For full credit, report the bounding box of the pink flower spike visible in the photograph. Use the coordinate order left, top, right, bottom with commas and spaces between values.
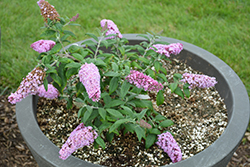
30, 40, 56, 53
100, 19, 122, 39
59, 123, 98, 160
149, 43, 183, 57
8, 67, 45, 104
125, 70, 163, 92
181, 73, 218, 89
156, 132, 182, 163
78, 63, 101, 102
37, 84, 59, 99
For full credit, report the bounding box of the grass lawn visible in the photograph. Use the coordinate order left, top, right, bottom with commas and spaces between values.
1, 0, 250, 98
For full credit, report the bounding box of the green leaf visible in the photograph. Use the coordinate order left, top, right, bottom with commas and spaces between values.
149, 128, 161, 135
109, 119, 129, 133
183, 88, 190, 98
155, 115, 166, 121
67, 45, 80, 53
99, 121, 112, 132
131, 61, 142, 69
135, 126, 145, 142
106, 109, 124, 119
94, 58, 106, 67
59, 57, 74, 64
66, 97, 73, 109
156, 90, 164, 106
111, 62, 119, 71
72, 53, 84, 61
88, 109, 99, 121
124, 123, 136, 133
101, 92, 111, 104
66, 68, 78, 79
95, 136, 106, 149
156, 73, 168, 83
159, 119, 174, 127
109, 77, 119, 94
43, 78, 48, 91
159, 66, 167, 75
40, 29, 56, 37
65, 62, 81, 69
79, 50, 89, 59
118, 47, 125, 56
146, 69, 155, 78
48, 43, 62, 54
77, 107, 85, 118
120, 105, 135, 118
82, 106, 93, 124
174, 87, 184, 99
145, 134, 157, 149
137, 109, 148, 120
76, 82, 85, 96
60, 34, 71, 42
173, 73, 182, 80
81, 40, 97, 46
104, 71, 121, 77
120, 81, 131, 99
55, 22, 63, 32
131, 99, 153, 110
105, 99, 124, 108
106, 132, 114, 143
136, 34, 150, 41
154, 61, 161, 73
98, 108, 106, 120
63, 30, 76, 38
50, 73, 62, 87
86, 33, 99, 42
169, 82, 178, 92
138, 57, 150, 64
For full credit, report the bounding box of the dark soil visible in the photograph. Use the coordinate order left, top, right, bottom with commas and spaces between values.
0, 94, 249, 167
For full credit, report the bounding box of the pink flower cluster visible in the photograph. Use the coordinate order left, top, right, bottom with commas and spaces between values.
8, 67, 45, 104
156, 132, 182, 163
59, 123, 98, 160
30, 40, 56, 53
125, 70, 163, 92
100, 19, 122, 39
137, 119, 152, 129
150, 43, 183, 57
37, 84, 59, 99
181, 73, 217, 89
70, 13, 79, 22
78, 63, 101, 102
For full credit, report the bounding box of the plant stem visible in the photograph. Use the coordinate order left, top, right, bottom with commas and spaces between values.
94, 36, 104, 59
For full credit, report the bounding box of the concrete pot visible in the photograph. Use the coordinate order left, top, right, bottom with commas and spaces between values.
16, 34, 250, 167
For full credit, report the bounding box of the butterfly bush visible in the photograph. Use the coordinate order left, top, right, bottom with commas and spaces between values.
150, 43, 183, 57
100, 19, 123, 39
30, 40, 56, 53
59, 123, 98, 160
156, 132, 182, 163
125, 70, 164, 92
78, 63, 101, 102
181, 73, 218, 89
9, 1, 220, 164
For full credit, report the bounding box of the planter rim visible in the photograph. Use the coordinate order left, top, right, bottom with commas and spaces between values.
16, 34, 250, 167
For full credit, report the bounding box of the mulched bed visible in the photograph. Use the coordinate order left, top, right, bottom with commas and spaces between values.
0, 94, 249, 167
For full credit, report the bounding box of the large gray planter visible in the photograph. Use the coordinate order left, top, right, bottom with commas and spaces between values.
16, 34, 250, 167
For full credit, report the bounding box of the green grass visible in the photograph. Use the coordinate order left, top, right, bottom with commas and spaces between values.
1, 0, 250, 99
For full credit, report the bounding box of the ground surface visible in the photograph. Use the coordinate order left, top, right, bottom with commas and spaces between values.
0, 95, 249, 167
